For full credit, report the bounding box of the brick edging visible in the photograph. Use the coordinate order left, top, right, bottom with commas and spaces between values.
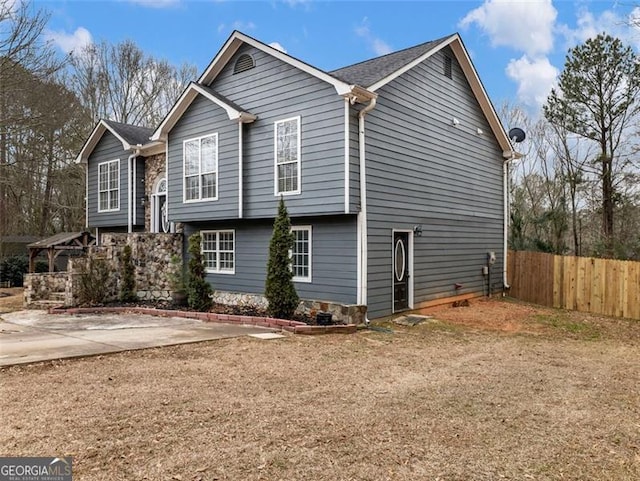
47, 306, 357, 335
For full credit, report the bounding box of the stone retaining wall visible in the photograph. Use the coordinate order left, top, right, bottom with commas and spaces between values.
24, 272, 71, 305
212, 290, 367, 324
24, 233, 183, 307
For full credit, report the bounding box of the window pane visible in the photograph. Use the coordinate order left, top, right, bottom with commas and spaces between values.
185, 140, 199, 176
278, 162, 298, 193
203, 251, 217, 270
202, 232, 217, 271
185, 175, 199, 200
201, 136, 217, 173
109, 191, 118, 210
201, 173, 216, 199
99, 192, 108, 210
292, 228, 310, 279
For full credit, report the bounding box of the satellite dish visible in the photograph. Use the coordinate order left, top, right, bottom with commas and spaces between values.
508, 127, 526, 143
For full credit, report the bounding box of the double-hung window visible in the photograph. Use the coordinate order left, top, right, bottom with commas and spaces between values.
184, 133, 218, 201
98, 159, 120, 212
201, 230, 235, 274
274, 117, 301, 195
291, 226, 311, 282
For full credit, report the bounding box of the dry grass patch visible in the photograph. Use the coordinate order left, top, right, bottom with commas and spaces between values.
1, 298, 639, 480
0, 287, 23, 314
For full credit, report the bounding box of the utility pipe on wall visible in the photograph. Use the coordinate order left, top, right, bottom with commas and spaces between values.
502, 154, 513, 290
357, 97, 376, 308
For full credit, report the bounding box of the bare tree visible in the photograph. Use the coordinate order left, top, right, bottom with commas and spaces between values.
0, 0, 63, 238
69, 39, 196, 127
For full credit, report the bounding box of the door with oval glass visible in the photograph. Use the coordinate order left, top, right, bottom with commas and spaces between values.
393, 231, 410, 312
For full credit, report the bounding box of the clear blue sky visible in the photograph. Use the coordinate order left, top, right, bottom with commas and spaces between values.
35, 0, 640, 115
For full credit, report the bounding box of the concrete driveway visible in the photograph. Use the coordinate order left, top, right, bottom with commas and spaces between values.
0, 310, 278, 366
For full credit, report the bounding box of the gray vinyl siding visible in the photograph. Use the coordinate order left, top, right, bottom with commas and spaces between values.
365, 46, 505, 319
167, 95, 239, 222
207, 44, 346, 218
183, 216, 357, 305
349, 113, 361, 213
87, 132, 129, 228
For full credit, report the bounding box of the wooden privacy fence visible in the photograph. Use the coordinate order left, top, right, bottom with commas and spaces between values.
508, 250, 640, 320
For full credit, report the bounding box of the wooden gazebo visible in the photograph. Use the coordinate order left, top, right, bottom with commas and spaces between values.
27, 231, 96, 273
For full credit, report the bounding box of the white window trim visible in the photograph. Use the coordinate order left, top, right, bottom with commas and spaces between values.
183, 133, 219, 203
274, 116, 301, 196
291, 225, 312, 283
201, 229, 235, 275
97, 159, 120, 213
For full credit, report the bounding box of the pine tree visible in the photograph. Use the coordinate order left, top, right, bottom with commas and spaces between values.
265, 197, 299, 319
187, 233, 212, 311
119, 244, 137, 302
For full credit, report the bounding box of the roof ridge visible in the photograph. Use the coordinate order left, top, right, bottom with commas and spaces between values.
330, 34, 454, 74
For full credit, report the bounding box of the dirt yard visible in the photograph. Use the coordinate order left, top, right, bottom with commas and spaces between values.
1, 294, 639, 480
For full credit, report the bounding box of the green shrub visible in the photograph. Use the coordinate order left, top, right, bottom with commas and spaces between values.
265, 197, 299, 319
77, 257, 110, 305
119, 244, 137, 302
187, 233, 212, 311
0, 255, 29, 287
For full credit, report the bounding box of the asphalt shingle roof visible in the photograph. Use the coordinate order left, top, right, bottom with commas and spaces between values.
196, 84, 247, 113
103, 120, 153, 146
329, 35, 453, 88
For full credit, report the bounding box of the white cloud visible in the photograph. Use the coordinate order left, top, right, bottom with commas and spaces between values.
459, 0, 557, 57
558, 7, 640, 51
46, 27, 93, 55
269, 42, 287, 53
218, 20, 256, 34
127, 0, 179, 7
355, 17, 392, 56
506, 55, 558, 109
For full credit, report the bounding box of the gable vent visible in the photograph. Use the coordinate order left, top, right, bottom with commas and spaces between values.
234, 54, 255, 74
444, 55, 452, 79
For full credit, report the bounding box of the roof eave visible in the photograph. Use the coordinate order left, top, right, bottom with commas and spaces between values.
75, 120, 133, 164
151, 82, 257, 141
447, 36, 512, 153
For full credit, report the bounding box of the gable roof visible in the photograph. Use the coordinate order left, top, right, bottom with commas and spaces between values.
197, 30, 512, 156
332, 33, 512, 155
103, 120, 153, 146
150, 82, 257, 141
75, 119, 160, 163
197, 30, 375, 101
330, 35, 452, 87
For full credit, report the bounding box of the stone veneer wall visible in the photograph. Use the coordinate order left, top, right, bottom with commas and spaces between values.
99, 233, 183, 301
212, 290, 366, 324
24, 272, 70, 305
24, 233, 183, 307
144, 153, 166, 232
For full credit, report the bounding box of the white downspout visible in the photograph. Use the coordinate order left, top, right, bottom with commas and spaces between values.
127, 154, 133, 233
238, 122, 243, 219
357, 97, 377, 315
503, 154, 513, 290
344, 98, 350, 214
127, 150, 140, 233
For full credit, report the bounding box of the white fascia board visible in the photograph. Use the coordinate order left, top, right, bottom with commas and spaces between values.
198, 31, 358, 97
448, 36, 513, 154
151, 82, 256, 141
191, 84, 256, 122
75, 120, 132, 163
